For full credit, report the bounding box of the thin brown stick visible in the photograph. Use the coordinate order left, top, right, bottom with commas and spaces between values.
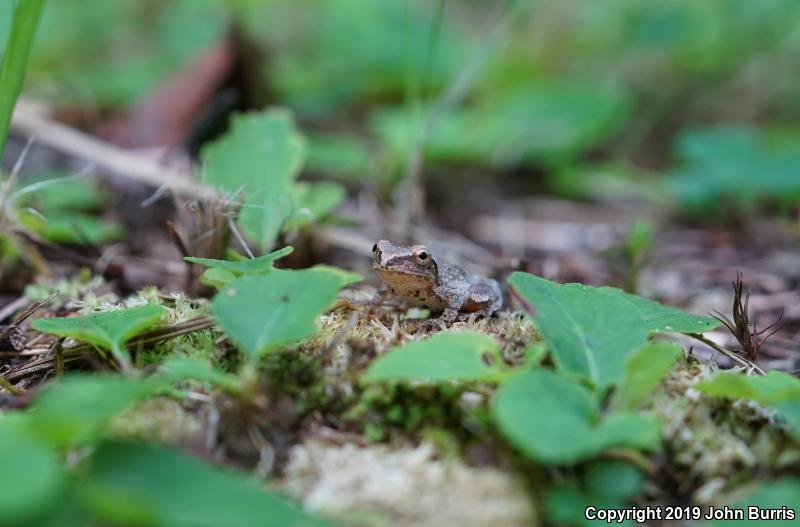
4, 316, 216, 381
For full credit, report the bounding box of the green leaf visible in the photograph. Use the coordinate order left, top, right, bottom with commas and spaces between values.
308, 264, 363, 288
15, 172, 107, 211
212, 269, 345, 359
0, 0, 45, 157
584, 460, 645, 501
79, 441, 331, 527
544, 461, 644, 527
306, 132, 372, 178
201, 110, 306, 251
285, 181, 346, 231
185, 246, 293, 275
696, 371, 800, 439
492, 370, 661, 464
709, 479, 800, 526
20, 210, 124, 245
695, 370, 800, 403
0, 414, 66, 525
32, 304, 168, 371
669, 125, 800, 212
30, 375, 158, 447
363, 331, 502, 383
508, 272, 718, 387
159, 357, 241, 393
199, 268, 237, 289
610, 341, 683, 411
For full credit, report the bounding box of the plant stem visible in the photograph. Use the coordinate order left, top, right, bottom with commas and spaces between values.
687, 333, 765, 375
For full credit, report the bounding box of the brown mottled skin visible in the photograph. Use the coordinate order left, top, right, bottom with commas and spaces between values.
372, 240, 503, 327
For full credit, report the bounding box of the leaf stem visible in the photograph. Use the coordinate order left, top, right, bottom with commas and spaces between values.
687, 333, 765, 375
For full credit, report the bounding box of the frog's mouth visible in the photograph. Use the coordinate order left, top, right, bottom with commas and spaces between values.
375, 268, 431, 279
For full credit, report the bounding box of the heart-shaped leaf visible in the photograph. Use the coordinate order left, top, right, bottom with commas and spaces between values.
492, 369, 661, 464
363, 331, 502, 383
185, 246, 293, 275
32, 304, 168, 372
212, 268, 346, 359
508, 272, 718, 387
201, 110, 306, 251
79, 441, 332, 527
30, 375, 160, 448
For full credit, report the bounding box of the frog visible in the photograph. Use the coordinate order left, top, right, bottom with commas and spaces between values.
371, 239, 503, 328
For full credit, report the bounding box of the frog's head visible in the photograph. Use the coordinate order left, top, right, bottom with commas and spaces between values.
372, 239, 438, 283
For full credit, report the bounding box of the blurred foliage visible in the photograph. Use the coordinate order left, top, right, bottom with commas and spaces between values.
4, 0, 800, 209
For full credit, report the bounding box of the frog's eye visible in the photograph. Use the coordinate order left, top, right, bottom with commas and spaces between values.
413, 247, 431, 265
372, 243, 378, 253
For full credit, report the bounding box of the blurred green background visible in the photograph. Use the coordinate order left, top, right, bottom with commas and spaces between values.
3, 0, 800, 217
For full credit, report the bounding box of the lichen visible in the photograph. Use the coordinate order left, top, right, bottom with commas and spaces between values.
282, 440, 536, 527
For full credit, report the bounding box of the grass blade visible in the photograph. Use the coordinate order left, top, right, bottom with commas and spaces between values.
0, 0, 45, 159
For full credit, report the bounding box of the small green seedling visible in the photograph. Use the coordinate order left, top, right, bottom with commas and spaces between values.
186, 246, 294, 288
491, 369, 661, 465
211, 268, 348, 361
508, 272, 719, 388
363, 331, 504, 383
32, 303, 168, 375
201, 110, 306, 251
185, 246, 294, 275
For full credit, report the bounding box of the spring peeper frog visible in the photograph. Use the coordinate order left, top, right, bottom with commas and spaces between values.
372, 240, 502, 327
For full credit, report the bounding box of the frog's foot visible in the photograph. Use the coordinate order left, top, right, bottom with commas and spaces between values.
457, 308, 495, 323
412, 307, 459, 333
415, 318, 444, 333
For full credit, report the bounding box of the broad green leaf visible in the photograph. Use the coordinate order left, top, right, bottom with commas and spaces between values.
0, 414, 66, 525
709, 479, 800, 526
611, 341, 683, 411
159, 357, 241, 393
508, 272, 718, 387
32, 304, 168, 369
363, 331, 502, 383
30, 375, 159, 447
696, 371, 800, 439
212, 269, 344, 359
492, 370, 661, 464
185, 246, 293, 275
201, 110, 306, 251
79, 441, 331, 527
